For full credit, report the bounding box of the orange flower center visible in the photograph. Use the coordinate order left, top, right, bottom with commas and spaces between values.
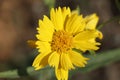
51, 30, 73, 53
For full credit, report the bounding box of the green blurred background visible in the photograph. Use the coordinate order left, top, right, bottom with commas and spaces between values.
0, 0, 120, 80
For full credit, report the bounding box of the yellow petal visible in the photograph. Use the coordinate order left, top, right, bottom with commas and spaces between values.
69, 51, 89, 67
88, 30, 103, 44
60, 53, 74, 70
73, 30, 98, 41
36, 41, 51, 53
48, 52, 60, 68
97, 30, 103, 39
62, 7, 71, 22
50, 7, 64, 30
89, 38, 101, 45
55, 67, 68, 80
71, 10, 79, 15
84, 13, 99, 29
32, 52, 51, 70
73, 30, 101, 51
65, 14, 85, 35
37, 15, 54, 41
73, 41, 99, 52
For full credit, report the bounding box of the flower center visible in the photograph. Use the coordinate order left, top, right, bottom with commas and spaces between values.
51, 30, 73, 53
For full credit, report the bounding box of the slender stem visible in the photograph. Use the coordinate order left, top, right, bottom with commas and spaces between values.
97, 16, 120, 30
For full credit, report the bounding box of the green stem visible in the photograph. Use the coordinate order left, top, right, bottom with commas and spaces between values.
0, 66, 51, 78
97, 16, 120, 30
0, 69, 19, 78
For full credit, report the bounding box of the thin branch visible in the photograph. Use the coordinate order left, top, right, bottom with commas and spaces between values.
97, 16, 120, 30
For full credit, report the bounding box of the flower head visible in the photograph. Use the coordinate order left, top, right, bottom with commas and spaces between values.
32, 7, 102, 80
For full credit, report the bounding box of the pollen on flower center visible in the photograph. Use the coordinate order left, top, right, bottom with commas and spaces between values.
51, 30, 73, 53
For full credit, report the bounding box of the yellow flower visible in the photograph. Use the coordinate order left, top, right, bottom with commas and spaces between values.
32, 7, 102, 80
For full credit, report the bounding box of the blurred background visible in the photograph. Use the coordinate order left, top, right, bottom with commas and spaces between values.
0, 0, 120, 80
